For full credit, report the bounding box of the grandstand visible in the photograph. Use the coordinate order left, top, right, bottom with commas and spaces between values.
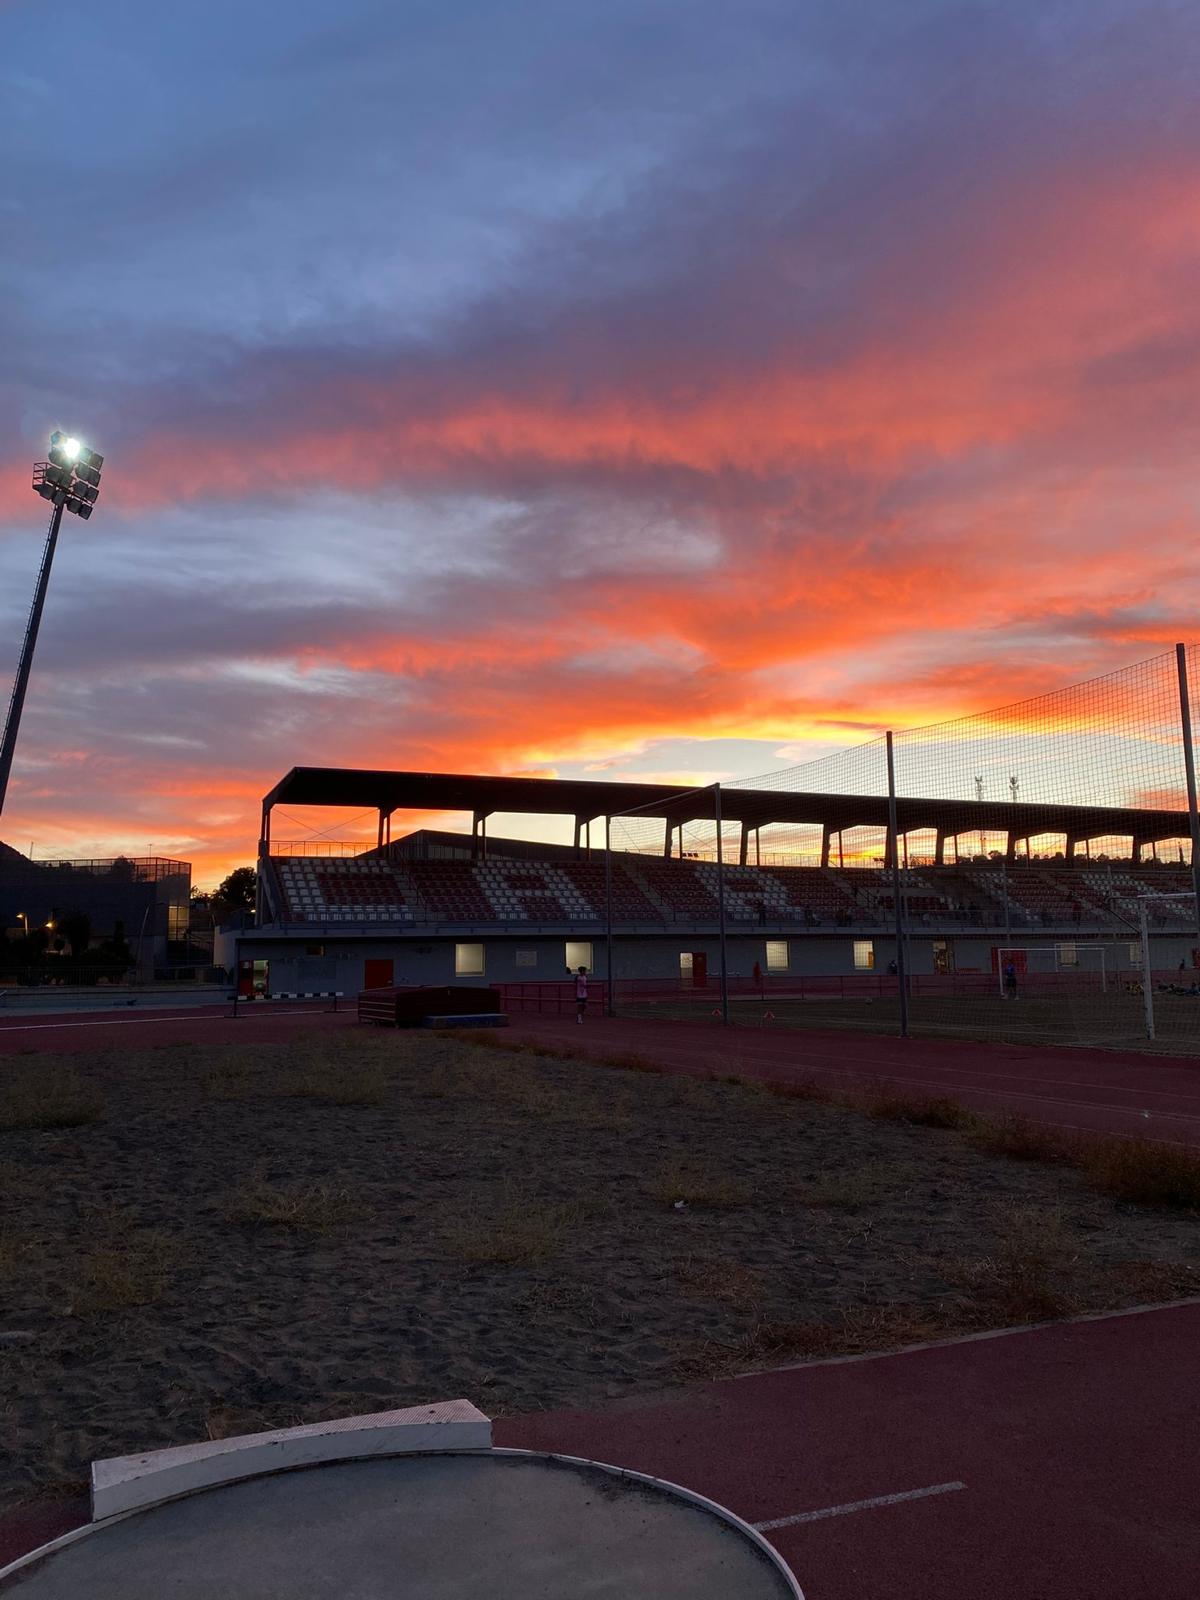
235, 766, 1200, 999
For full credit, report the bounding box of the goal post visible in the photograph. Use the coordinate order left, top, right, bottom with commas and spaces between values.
996, 944, 1112, 996
1136, 890, 1198, 1041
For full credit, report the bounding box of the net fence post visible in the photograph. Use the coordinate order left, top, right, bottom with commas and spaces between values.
713, 782, 730, 1025
885, 732, 909, 1038
1174, 643, 1200, 938
1139, 899, 1155, 1040
604, 815, 615, 1016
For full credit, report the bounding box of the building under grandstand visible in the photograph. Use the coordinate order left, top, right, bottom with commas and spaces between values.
236, 767, 1200, 998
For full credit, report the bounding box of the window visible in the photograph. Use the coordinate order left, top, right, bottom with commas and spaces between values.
1057, 943, 1078, 968
455, 942, 484, 976
853, 940, 875, 971
1129, 942, 1142, 967
167, 904, 188, 941
515, 949, 537, 969
565, 940, 593, 971
765, 940, 789, 972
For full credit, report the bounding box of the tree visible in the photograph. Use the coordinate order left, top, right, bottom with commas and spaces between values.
57, 909, 92, 959
213, 867, 256, 920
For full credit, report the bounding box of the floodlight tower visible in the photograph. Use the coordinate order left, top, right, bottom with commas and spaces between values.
0, 432, 105, 817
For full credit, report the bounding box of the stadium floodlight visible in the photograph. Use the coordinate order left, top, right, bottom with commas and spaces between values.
0, 432, 107, 817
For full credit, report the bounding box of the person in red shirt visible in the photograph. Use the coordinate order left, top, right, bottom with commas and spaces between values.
573, 965, 589, 1023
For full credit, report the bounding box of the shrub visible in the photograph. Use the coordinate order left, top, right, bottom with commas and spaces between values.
1081, 1139, 1200, 1208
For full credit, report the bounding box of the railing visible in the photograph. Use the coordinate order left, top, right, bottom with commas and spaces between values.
271, 841, 377, 858
3, 856, 189, 882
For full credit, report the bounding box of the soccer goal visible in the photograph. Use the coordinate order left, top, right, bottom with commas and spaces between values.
1136, 890, 1199, 1040
995, 944, 1117, 996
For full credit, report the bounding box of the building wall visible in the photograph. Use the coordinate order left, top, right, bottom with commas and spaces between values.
235, 927, 1198, 994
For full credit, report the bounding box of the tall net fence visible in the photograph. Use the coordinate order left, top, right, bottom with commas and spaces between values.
603, 646, 1200, 1052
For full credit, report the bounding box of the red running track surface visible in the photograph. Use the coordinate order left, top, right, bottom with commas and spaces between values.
497, 1302, 1200, 1600
506, 1013, 1200, 1146
0, 1004, 359, 1054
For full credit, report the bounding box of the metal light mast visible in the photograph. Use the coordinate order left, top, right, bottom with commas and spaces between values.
0, 432, 105, 817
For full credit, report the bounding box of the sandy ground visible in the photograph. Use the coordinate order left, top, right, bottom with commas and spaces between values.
1, 1026, 1197, 1502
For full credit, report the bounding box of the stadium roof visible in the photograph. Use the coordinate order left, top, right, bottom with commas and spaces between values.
262, 766, 1192, 845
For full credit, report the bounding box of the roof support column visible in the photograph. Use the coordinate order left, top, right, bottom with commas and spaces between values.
820, 822, 831, 869
935, 827, 946, 866
1005, 828, 1016, 862
472, 811, 489, 862
663, 818, 673, 857
739, 821, 749, 867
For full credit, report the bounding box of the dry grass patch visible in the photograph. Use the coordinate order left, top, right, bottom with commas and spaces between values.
676, 1256, 766, 1310
1103, 1259, 1200, 1299
70, 1232, 175, 1314
965, 1113, 1073, 1164
764, 1077, 832, 1104
224, 1174, 367, 1231
1081, 1138, 1200, 1208
938, 1204, 1082, 1324
686, 1303, 956, 1378
440, 1182, 607, 1265
859, 1089, 970, 1129
798, 1168, 878, 1211
0, 1230, 34, 1276
0, 1066, 102, 1132
206, 1057, 389, 1106
289, 1061, 389, 1105
650, 1160, 750, 1210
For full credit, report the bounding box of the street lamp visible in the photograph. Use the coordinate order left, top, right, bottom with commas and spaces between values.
16, 912, 28, 934
0, 431, 106, 817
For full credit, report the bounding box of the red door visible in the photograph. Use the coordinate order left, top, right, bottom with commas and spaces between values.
691, 952, 708, 988
364, 958, 394, 990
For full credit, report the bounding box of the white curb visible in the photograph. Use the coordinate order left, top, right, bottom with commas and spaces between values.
90, 1399, 491, 1520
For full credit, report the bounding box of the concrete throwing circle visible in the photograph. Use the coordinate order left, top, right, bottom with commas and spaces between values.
1, 1452, 801, 1598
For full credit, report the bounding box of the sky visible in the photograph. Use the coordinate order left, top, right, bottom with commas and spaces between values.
2, 0, 1199, 887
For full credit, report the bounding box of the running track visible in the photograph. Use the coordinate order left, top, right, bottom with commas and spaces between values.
507, 1012, 1200, 1147
497, 1301, 1200, 1600
3, 1002, 1200, 1146
4, 1303, 1198, 1597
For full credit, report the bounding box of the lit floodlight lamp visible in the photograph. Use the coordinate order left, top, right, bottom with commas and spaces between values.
49, 431, 81, 461
33, 433, 104, 521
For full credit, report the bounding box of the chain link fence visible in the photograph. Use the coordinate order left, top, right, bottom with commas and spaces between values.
602, 646, 1200, 1052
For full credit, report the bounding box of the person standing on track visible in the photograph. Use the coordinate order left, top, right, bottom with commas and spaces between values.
573, 965, 589, 1023
1004, 960, 1018, 999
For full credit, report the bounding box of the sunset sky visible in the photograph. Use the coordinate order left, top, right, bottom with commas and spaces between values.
2, 0, 1199, 886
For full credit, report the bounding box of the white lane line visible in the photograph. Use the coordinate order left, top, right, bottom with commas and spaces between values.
0, 1010, 341, 1035
754, 1480, 966, 1532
